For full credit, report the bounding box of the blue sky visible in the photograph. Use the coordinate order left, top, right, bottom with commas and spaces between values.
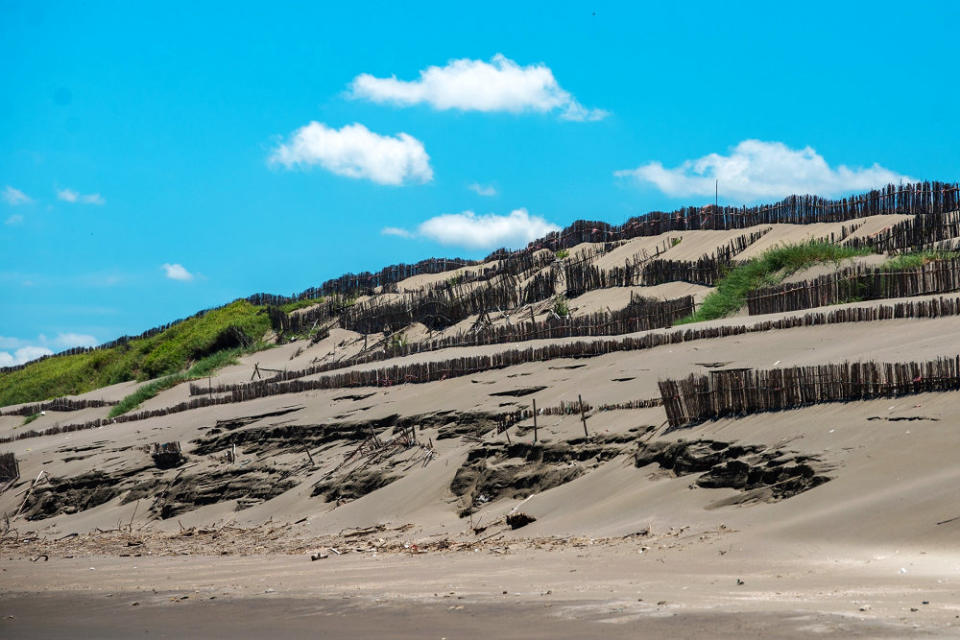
2, 0, 959, 364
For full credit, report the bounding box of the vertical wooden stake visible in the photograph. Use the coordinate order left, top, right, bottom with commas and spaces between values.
304, 446, 316, 468
579, 394, 588, 438
504, 425, 512, 444
532, 399, 538, 443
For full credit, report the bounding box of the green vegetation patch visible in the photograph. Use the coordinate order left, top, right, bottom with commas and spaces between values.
881, 250, 960, 271
276, 297, 326, 313
553, 294, 571, 317
680, 241, 871, 324
0, 300, 272, 407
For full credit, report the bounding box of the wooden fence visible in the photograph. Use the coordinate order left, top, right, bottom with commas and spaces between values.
0, 397, 118, 417
526, 181, 959, 254
659, 356, 960, 428
747, 258, 960, 315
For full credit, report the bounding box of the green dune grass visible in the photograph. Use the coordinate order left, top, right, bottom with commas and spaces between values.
0, 300, 272, 407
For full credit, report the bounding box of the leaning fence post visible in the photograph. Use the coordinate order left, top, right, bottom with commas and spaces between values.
579, 394, 588, 437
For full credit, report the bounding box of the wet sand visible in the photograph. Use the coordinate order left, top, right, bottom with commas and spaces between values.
1, 545, 955, 639
0, 592, 929, 639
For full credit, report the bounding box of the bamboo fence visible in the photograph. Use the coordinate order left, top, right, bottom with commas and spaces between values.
0, 397, 118, 417
660, 356, 960, 428
747, 258, 960, 315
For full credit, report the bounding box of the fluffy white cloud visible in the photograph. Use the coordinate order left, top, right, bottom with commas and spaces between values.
2, 186, 32, 206
162, 263, 193, 281
615, 140, 913, 202
468, 183, 497, 197
270, 122, 433, 186
349, 54, 607, 122
5, 214, 23, 225
383, 208, 560, 250
0, 346, 54, 367
57, 188, 106, 205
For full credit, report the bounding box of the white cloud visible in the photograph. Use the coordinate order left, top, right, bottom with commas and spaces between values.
615, 140, 914, 203
383, 208, 560, 250
162, 263, 193, 281
54, 332, 97, 348
349, 54, 607, 122
0, 332, 98, 365
57, 188, 105, 205
381, 226, 414, 238
5, 214, 23, 225
0, 346, 54, 367
270, 122, 433, 186
468, 183, 497, 197
2, 186, 32, 205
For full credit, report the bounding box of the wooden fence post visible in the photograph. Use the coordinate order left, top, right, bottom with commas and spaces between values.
579, 394, 588, 437
532, 398, 538, 443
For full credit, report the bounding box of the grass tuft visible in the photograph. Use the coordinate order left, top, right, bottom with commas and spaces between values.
553, 294, 570, 317
881, 251, 960, 271
276, 297, 326, 313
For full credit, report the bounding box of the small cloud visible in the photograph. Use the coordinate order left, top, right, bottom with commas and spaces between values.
0, 345, 54, 367
53, 332, 98, 348
381, 226, 414, 238
468, 183, 498, 197
383, 208, 560, 250
269, 122, 433, 186
349, 54, 607, 122
5, 214, 24, 225
615, 139, 914, 202
57, 188, 105, 205
80, 193, 105, 205
2, 186, 32, 206
162, 263, 194, 281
